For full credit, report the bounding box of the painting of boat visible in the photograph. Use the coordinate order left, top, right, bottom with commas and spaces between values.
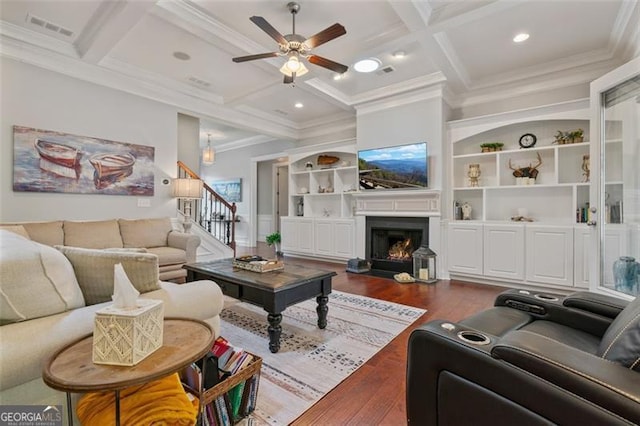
35, 138, 82, 168
89, 153, 135, 179
14, 125, 154, 196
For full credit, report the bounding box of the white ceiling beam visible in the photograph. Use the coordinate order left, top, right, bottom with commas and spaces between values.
75, 0, 157, 64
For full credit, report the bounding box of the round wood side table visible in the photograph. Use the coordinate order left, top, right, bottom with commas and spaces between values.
42, 317, 214, 426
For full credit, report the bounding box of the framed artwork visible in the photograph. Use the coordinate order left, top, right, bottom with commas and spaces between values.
13, 125, 155, 196
211, 178, 242, 202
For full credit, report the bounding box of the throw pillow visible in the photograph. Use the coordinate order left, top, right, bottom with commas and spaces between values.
0, 230, 84, 325
119, 218, 172, 248
55, 246, 160, 305
64, 220, 123, 249
0, 225, 30, 239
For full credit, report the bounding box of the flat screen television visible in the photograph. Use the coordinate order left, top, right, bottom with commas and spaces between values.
358, 142, 428, 190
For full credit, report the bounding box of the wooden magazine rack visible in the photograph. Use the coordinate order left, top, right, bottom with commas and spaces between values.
200, 353, 262, 425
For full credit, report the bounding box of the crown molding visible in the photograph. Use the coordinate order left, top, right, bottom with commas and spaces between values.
447, 98, 590, 134
298, 116, 356, 140
156, 0, 270, 58
1, 35, 299, 140
215, 134, 276, 153
102, 57, 225, 105
609, 0, 638, 56
355, 84, 445, 116
0, 21, 78, 58
471, 48, 615, 91
432, 32, 471, 89
454, 61, 617, 109
351, 72, 447, 106
286, 138, 356, 156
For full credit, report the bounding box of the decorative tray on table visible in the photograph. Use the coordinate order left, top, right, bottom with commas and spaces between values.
233, 255, 284, 273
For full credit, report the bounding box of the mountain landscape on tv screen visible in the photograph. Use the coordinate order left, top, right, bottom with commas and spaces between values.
359, 158, 428, 189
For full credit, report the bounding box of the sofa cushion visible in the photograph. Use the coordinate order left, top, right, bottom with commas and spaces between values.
22, 221, 64, 246
64, 220, 123, 249
0, 225, 30, 239
56, 246, 160, 305
147, 246, 187, 266
0, 231, 85, 325
119, 218, 172, 248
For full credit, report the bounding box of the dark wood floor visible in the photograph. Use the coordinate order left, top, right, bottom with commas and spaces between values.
236, 244, 505, 425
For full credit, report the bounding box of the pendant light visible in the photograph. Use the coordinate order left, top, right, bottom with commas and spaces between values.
203, 133, 215, 165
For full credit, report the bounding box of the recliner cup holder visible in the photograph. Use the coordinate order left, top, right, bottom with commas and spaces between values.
534, 294, 559, 302
457, 330, 491, 345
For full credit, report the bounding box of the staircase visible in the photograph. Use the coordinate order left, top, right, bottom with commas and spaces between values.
177, 161, 237, 257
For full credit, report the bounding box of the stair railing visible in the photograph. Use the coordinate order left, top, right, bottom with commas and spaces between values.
177, 161, 237, 256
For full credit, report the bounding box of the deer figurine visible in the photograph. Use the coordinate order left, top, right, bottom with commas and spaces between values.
509, 152, 542, 184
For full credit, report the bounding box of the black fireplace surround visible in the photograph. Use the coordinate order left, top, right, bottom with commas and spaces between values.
365, 217, 429, 276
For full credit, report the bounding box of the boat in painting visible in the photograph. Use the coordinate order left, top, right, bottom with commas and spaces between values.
35, 138, 82, 168
89, 153, 135, 179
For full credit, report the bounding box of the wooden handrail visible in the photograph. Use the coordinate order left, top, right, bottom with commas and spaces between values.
177, 161, 237, 256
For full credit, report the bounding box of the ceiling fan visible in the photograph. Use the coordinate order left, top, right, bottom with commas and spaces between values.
232, 2, 348, 84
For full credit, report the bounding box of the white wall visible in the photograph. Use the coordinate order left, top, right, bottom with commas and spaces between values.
177, 113, 200, 171
1, 58, 180, 222
357, 96, 444, 190
257, 160, 274, 215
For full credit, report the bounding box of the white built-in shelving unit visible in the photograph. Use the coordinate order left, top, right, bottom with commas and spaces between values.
446, 102, 625, 291
281, 147, 359, 261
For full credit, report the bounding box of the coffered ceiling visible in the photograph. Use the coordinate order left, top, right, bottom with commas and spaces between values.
1, 0, 638, 148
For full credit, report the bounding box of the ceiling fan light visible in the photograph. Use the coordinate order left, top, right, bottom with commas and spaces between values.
286, 55, 301, 72
280, 61, 309, 77
354, 58, 381, 73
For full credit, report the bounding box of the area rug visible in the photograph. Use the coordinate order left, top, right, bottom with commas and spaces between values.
218, 291, 426, 425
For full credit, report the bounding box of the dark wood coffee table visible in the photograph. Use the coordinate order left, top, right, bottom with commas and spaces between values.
184, 260, 336, 353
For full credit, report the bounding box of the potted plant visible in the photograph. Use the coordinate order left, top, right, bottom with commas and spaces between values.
266, 231, 282, 255
572, 129, 584, 143
480, 142, 504, 152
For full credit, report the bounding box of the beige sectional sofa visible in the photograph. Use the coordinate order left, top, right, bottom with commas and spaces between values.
1, 217, 199, 282
0, 228, 224, 419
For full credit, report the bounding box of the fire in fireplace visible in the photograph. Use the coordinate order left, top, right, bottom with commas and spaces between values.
388, 238, 413, 260
366, 217, 429, 276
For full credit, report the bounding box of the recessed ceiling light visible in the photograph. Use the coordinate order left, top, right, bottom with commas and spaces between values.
333, 73, 343, 81
173, 51, 191, 61
392, 50, 406, 58
513, 33, 529, 43
354, 58, 381, 73
294, 102, 304, 108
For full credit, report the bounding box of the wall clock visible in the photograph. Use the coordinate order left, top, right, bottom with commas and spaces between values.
519, 133, 537, 148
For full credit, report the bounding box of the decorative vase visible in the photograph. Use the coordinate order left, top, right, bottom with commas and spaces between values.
613, 256, 639, 295
467, 164, 481, 187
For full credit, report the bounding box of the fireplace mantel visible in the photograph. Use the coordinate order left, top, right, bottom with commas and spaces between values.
353, 190, 441, 217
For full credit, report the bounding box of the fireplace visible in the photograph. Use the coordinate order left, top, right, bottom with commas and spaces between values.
365, 217, 429, 276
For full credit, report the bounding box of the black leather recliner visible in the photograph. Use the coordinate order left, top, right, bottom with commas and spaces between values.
407, 289, 640, 425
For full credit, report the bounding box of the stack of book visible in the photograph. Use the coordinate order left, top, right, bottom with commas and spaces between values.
212, 336, 254, 376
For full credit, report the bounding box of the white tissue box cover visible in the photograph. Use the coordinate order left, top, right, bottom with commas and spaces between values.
93, 299, 164, 366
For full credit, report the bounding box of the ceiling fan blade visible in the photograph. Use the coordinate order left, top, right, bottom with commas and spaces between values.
308, 55, 348, 74
232, 52, 279, 63
284, 72, 295, 84
250, 16, 288, 45
304, 23, 346, 49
